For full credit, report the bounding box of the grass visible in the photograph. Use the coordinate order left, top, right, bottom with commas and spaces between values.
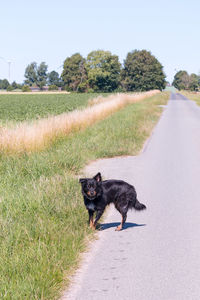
0, 91, 159, 153
180, 91, 200, 104
0, 93, 104, 123
0, 92, 169, 299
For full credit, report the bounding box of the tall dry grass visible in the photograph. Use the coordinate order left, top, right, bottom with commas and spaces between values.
88, 92, 148, 105
0, 90, 160, 153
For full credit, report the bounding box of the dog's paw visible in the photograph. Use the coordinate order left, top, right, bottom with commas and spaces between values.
96, 224, 103, 231
115, 225, 122, 231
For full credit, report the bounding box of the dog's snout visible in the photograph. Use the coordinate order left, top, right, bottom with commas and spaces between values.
87, 190, 96, 197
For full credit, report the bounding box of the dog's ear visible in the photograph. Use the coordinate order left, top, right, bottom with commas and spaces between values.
79, 178, 86, 184
93, 172, 102, 182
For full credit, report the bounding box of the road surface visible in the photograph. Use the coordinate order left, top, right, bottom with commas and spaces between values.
62, 93, 200, 300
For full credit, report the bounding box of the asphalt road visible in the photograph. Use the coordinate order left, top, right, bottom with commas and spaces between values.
62, 93, 200, 300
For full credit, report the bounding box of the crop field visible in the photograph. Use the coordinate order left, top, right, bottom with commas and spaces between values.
0, 93, 103, 123
0, 92, 169, 299
0, 91, 159, 154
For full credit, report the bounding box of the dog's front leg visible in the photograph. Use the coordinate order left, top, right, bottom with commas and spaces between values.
88, 210, 95, 229
93, 210, 104, 229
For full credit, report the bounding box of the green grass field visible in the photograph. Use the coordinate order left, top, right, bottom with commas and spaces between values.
0, 93, 104, 123
180, 91, 200, 103
0, 92, 169, 299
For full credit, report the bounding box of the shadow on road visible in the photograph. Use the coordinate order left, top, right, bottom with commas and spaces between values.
98, 222, 146, 231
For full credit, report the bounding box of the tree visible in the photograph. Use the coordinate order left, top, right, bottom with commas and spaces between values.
0, 78, 10, 89
172, 70, 190, 90
61, 53, 87, 92
11, 81, 18, 89
48, 71, 61, 87
24, 62, 37, 86
121, 50, 166, 91
24, 62, 48, 89
189, 73, 199, 91
86, 50, 121, 92
36, 62, 48, 90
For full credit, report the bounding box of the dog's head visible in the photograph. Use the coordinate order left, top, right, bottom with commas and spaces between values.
79, 172, 102, 200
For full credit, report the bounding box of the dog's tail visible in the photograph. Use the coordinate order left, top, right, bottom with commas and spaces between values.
134, 199, 146, 211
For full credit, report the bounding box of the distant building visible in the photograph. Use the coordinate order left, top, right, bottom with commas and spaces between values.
30, 86, 48, 92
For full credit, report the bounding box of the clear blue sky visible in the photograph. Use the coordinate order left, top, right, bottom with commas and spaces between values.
0, 0, 200, 84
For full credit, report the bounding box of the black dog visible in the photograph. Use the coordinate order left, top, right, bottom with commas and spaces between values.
79, 172, 146, 231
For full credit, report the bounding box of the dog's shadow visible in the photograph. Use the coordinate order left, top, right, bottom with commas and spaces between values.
98, 222, 146, 231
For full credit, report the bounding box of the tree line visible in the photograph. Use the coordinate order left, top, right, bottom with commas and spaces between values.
0, 79, 22, 91
0, 49, 167, 92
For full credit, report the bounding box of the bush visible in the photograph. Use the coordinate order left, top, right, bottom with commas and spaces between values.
48, 85, 59, 91
6, 85, 14, 92
22, 85, 31, 92
87, 88, 94, 93
63, 85, 71, 92
114, 86, 126, 93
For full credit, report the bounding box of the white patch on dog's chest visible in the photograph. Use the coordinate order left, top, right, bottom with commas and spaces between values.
87, 202, 96, 211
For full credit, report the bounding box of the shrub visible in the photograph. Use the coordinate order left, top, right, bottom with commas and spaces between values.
48, 85, 59, 91
87, 88, 94, 93
6, 85, 14, 92
22, 85, 31, 92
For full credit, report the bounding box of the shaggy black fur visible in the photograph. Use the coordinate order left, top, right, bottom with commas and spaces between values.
79, 172, 146, 231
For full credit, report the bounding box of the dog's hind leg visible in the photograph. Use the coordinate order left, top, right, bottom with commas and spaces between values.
115, 195, 128, 231
115, 213, 127, 231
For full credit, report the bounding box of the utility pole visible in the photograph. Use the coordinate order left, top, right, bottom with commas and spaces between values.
8, 60, 11, 82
